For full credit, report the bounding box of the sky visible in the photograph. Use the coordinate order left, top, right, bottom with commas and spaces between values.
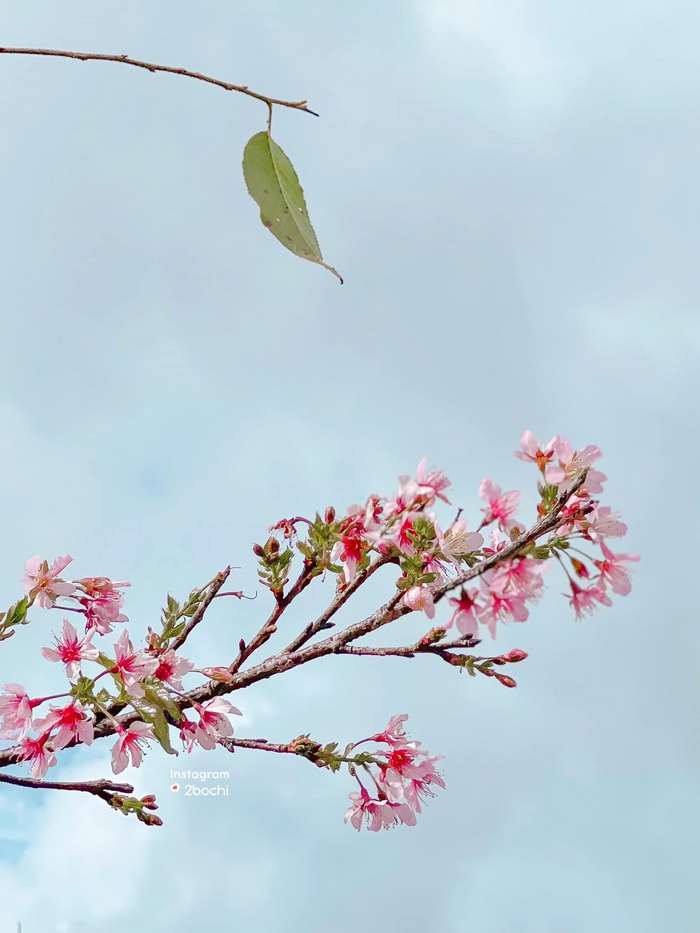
0, 1, 698, 930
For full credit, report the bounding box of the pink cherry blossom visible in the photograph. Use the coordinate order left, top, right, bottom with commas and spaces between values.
438, 519, 483, 564
111, 721, 155, 773
16, 732, 56, 779
479, 479, 520, 531
0, 683, 34, 738
185, 698, 242, 751
478, 583, 529, 638
403, 584, 436, 619
546, 438, 607, 494
77, 576, 131, 599
330, 523, 365, 583
588, 506, 628, 540
23, 555, 75, 608
487, 557, 544, 600
396, 514, 419, 554
344, 786, 415, 832
370, 713, 410, 746
567, 581, 611, 619
75, 577, 130, 633
414, 458, 451, 505
379, 748, 445, 813
35, 701, 94, 750
594, 541, 640, 596
152, 648, 194, 690
515, 431, 557, 470
113, 630, 159, 696
41, 618, 99, 680
447, 588, 481, 636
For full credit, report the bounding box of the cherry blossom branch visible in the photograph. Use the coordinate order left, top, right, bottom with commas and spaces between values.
283, 554, 392, 653
0, 468, 590, 774
428, 471, 589, 607
187, 472, 589, 698
0, 771, 132, 802
218, 735, 377, 769
0, 47, 319, 116
335, 636, 481, 659
229, 560, 316, 673
169, 566, 231, 651
0, 744, 161, 824
1, 427, 639, 838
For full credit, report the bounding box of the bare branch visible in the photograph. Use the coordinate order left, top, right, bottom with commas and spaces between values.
170, 566, 231, 651
283, 554, 392, 653
0, 771, 132, 800
229, 561, 315, 673
0, 47, 319, 116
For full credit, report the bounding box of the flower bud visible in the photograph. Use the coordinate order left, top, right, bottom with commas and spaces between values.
201, 666, 235, 684
324, 506, 336, 523
140, 794, 158, 810
503, 648, 528, 663
570, 557, 590, 578
138, 810, 163, 827
252, 543, 265, 558
265, 536, 280, 555
495, 673, 517, 688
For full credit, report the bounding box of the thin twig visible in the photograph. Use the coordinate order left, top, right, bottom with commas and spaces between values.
229, 561, 316, 673
0, 47, 319, 116
219, 736, 295, 755
334, 634, 481, 660
283, 555, 391, 653
0, 771, 133, 801
170, 567, 231, 651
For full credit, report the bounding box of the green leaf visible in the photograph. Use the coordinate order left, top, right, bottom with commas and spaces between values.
151, 708, 178, 757
242, 131, 342, 283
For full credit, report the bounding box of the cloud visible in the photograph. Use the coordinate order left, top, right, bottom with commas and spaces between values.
414, 0, 582, 111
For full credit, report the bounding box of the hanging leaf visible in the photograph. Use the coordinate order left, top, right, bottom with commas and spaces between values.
242, 131, 342, 283
150, 707, 178, 757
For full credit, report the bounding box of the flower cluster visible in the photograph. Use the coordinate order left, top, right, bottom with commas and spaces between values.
269, 432, 636, 645
0, 431, 637, 831
0, 559, 241, 780
344, 714, 444, 831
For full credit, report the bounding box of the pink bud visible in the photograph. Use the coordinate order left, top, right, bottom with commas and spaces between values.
202, 666, 235, 684
495, 673, 517, 688
503, 649, 528, 663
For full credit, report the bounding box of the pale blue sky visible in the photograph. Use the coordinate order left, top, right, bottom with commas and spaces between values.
0, 2, 698, 931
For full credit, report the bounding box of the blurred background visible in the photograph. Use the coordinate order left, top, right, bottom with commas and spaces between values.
0, 2, 697, 930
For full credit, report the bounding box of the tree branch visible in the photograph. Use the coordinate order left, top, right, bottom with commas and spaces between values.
334, 634, 481, 660
229, 561, 316, 673
0, 47, 319, 116
0, 771, 132, 801
0, 470, 587, 770
170, 566, 231, 651
283, 554, 392, 653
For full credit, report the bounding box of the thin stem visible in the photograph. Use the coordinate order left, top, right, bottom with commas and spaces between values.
229, 561, 316, 673
0, 47, 319, 116
170, 567, 231, 651
0, 771, 133, 801
283, 555, 391, 653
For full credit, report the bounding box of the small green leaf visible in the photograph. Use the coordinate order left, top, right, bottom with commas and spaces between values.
242, 131, 342, 283
151, 708, 178, 757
